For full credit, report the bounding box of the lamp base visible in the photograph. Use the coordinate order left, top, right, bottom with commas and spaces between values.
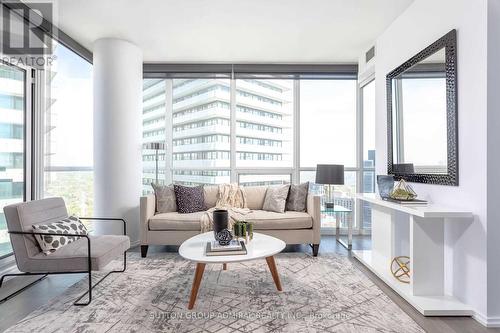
325, 202, 335, 209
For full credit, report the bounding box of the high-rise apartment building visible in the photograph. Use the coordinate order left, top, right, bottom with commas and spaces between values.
141, 78, 293, 193
0, 64, 25, 255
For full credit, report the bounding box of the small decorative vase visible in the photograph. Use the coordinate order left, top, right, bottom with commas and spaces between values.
213, 209, 228, 239
390, 179, 417, 201
377, 175, 394, 199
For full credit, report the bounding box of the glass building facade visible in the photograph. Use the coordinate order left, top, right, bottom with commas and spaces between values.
142, 78, 293, 191
0, 63, 25, 257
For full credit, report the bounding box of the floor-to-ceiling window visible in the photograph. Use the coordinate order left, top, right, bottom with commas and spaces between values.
141, 70, 363, 231
361, 79, 376, 229
172, 79, 231, 186
41, 42, 93, 216
0, 62, 26, 257
235, 79, 294, 186
298, 79, 358, 229
142, 79, 167, 193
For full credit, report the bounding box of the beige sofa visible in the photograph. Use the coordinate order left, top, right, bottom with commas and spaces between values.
140, 185, 321, 257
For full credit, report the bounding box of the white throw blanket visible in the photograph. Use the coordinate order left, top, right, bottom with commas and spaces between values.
200, 183, 251, 232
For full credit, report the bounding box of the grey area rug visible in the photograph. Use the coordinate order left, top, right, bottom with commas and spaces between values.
5, 252, 424, 333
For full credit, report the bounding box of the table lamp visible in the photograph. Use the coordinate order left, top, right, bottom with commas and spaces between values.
315, 164, 344, 209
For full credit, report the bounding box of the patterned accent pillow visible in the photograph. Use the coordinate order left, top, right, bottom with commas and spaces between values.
151, 183, 177, 213
174, 185, 206, 214
262, 185, 290, 213
286, 182, 309, 212
32, 216, 88, 254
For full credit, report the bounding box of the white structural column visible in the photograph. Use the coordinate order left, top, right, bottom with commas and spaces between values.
93, 38, 143, 243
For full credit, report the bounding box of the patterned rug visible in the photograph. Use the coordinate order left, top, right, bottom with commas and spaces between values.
5, 252, 424, 332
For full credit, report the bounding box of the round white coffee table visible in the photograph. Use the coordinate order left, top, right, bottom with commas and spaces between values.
179, 232, 286, 309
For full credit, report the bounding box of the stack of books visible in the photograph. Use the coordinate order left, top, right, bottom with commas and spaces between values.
383, 197, 428, 206
205, 240, 247, 256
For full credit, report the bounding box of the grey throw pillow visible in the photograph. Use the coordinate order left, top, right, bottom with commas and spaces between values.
286, 182, 309, 212
262, 185, 290, 213
174, 185, 206, 214
151, 183, 177, 213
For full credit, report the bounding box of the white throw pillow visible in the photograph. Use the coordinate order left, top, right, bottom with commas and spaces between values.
32, 216, 88, 254
262, 185, 290, 213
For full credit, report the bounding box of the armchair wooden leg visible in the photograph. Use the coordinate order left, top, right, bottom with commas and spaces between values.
141, 245, 149, 258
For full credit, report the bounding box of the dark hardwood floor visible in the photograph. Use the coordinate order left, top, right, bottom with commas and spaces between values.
0, 235, 498, 333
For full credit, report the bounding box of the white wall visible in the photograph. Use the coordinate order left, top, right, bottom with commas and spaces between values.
487, 0, 500, 323
360, 0, 492, 323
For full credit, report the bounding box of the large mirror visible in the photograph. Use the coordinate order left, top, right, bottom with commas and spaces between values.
387, 29, 458, 185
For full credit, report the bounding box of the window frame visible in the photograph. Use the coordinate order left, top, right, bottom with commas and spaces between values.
357, 76, 376, 232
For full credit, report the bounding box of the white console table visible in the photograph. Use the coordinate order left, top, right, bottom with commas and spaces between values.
355, 193, 474, 316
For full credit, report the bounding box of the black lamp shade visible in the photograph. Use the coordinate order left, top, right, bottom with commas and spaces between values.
315, 164, 344, 185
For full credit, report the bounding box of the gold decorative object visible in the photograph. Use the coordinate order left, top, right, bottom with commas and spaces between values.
390, 179, 417, 201
390, 256, 410, 284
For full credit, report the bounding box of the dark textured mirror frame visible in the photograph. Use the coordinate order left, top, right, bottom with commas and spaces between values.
386, 29, 458, 186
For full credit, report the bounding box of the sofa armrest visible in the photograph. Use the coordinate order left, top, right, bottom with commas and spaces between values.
140, 195, 155, 244
307, 195, 321, 244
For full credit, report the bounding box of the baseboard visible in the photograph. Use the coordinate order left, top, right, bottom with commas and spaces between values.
473, 311, 500, 327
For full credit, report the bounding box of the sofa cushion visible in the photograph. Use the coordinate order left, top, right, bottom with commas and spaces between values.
204, 185, 218, 209
151, 183, 177, 213
243, 186, 268, 210
286, 182, 309, 212
262, 185, 290, 213
29, 235, 130, 272
149, 212, 204, 231
244, 210, 312, 230
174, 185, 206, 213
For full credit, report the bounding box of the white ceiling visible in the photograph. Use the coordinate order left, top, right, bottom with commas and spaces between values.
51, 0, 413, 63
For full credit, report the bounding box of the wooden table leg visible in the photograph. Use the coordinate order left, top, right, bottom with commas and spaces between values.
188, 263, 205, 309
223, 263, 227, 270
265, 256, 282, 291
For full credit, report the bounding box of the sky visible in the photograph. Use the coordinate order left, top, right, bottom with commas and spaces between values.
300, 80, 358, 168
49, 43, 93, 167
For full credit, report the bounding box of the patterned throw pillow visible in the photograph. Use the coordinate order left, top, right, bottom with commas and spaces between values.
32, 216, 88, 254
262, 185, 290, 213
286, 182, 309, 212
151, 183, 177, 213
174, 185, 206, 214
